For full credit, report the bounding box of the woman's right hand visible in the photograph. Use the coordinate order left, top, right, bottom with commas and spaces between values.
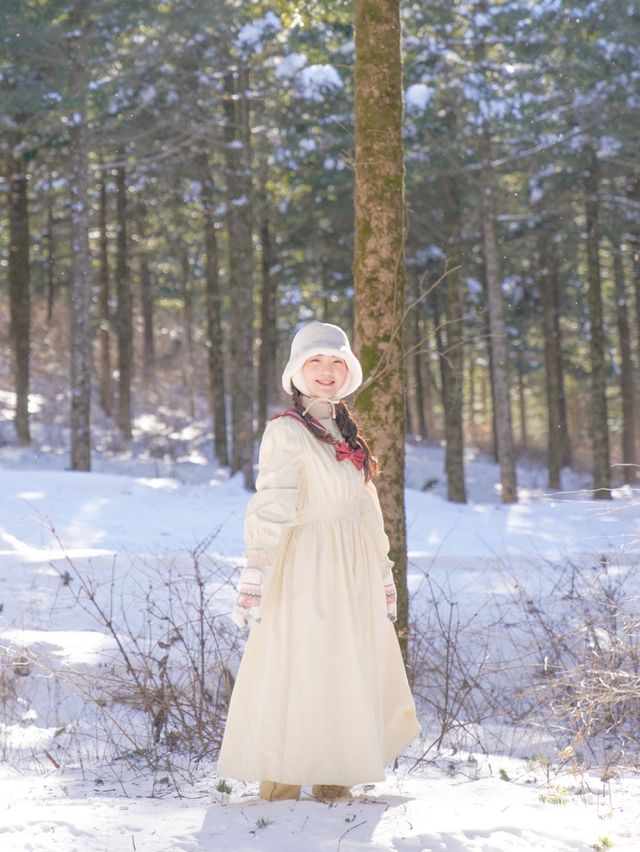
232, 598, 262, 629
231, 564, 264, 628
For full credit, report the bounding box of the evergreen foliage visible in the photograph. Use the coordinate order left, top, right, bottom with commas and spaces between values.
1, 0, 639, 492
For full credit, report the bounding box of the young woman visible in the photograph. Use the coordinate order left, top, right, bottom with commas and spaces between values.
217, 321, 420, 802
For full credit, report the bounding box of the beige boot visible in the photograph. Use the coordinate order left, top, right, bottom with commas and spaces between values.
312, 784, 351, 802
259, 780, 302, 801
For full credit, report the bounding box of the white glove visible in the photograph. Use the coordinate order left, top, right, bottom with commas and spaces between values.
382, 565, 397, 623
385, 579, 397, 622
231, 565, 264, 629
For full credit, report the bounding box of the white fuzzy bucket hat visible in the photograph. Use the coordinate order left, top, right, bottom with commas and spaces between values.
281, 321, 363, 399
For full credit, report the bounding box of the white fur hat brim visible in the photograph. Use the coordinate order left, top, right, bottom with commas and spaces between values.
281, 321, 363, 399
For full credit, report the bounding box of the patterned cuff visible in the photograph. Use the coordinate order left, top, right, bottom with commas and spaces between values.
236, 565, 263, 606
384, 580, 397, 622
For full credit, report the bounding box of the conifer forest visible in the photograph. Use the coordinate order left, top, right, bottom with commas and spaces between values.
2, 0, 639, 505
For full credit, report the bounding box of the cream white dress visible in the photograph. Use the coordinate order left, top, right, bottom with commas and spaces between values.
217, 410, 420, 786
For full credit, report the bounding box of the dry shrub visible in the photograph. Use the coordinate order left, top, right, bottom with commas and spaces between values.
408, 549, 640, 777
518, 555, 640, 775
22, 532, 242, 780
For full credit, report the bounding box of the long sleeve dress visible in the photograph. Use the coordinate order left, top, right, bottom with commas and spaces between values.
217, 411, 421, 787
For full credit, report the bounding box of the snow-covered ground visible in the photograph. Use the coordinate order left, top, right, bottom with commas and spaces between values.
1, 431, 639, 851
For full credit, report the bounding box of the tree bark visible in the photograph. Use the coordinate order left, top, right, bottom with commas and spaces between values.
46, 168, 56, 325
98, 168, 112, 417
634, 246, 640, 404
137, 200, 155, 386
181, 247, 195, 418
551, 263, 572, 468
353, 0, 409, 654
421, 318, 437, 439
516, 347, 527, 453
257, 201, 277, 439
611, 241, 637, 483
432, 277, 447, 419
584, 148, 611, 498
68, 13, 92, 471
467, 346, 476, 437
441, 159, 467, 503
480, 273, 499, 462
629, 178, 640, 428
406, 273, 427, 439
540, 231, 563, 490
115, 161, 133, 439
635, 247, 640, 438
7, 150, 31, 446
224, 66, 255, 489
199, 154, 228, 466
480, 127, 517, 502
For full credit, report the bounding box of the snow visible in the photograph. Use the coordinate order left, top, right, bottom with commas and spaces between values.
139, 85, 156, 105
405, 83, 433, 113
598, 135, 622, 157
274, 52, 307, 80
0, 388, 44, 416
236, 12, 281, 52
298, 64, 344, 101
2, 765, 637, 851
1, 434, 639, 850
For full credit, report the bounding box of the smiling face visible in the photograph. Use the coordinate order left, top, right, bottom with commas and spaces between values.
301, 354, 348, 398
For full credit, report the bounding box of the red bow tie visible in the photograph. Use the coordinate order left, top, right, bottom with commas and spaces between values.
335, 441, 366, 471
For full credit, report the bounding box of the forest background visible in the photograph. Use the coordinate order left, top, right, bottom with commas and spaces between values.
2, 6, 640, 844
2, 0, 640, 507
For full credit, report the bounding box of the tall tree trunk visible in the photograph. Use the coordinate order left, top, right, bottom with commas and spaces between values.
480, 365, 490, 439
480, 127, 517, 502
115, 161, 133, 439
7, 150, 31, 446
257, 200, 277, 439
635, 248, 640, 444
551, 260, 572, 468
442, 160, 466, 502
415, 342, 429, 440
353, 0, 409, 653
629, 178, 640, 427
584, 148, 611, 498
137, 201, 155, 386
98, 168, 112, 417
516, 346, 527, 452
253, 96, 276, 440
68, 13, 92, 471
480, 274, 499, 461
634, 246, 640, 400
467, 346, 476, 437
432, 278, 448, 420
46, 168, 56, 325
199, 154, 228, 466
421, 317, 436, 439
406, 274, 427, 439
181, 247, 195, 418
611, 241, 637, 483
224, 66, 255, 489
540, 231, 563, 490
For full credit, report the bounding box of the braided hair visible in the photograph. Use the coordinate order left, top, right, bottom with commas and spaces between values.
291, 386, 379, 481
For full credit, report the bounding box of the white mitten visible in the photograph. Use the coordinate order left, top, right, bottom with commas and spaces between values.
382, 564, 397, 623
231, 564, 264, 628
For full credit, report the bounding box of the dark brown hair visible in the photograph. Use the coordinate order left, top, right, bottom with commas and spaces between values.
291, 386, 379, 481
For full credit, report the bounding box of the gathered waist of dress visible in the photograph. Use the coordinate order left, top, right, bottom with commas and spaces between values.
292, 500, 360, 525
